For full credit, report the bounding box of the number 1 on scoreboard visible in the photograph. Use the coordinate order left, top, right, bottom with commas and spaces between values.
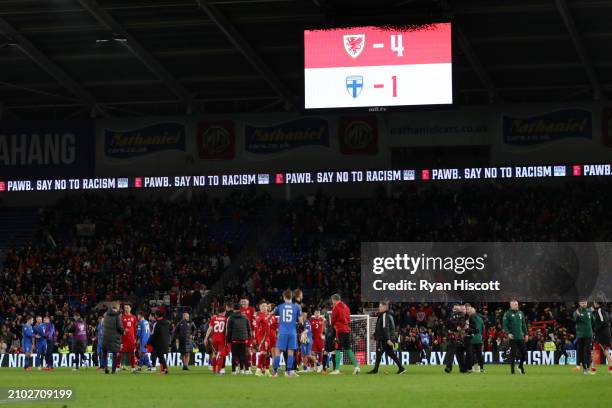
392, 75, 397, 97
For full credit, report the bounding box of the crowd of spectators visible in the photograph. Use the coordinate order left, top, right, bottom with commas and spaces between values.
1, 180, 611, 355
0, 189, 268, 354
216, 180, 612, 354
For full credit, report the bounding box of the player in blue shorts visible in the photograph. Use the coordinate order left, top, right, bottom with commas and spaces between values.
21, 316, 34, 371
33, 316, 47, 369
137, 311, 152, 370
299, 312, 314, 371
272, 289, 301, 377
95, 316, 106, 370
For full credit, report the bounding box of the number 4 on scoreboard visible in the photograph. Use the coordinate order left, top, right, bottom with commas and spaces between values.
391, 35, 404, 57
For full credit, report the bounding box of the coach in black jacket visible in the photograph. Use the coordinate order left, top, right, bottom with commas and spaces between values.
174, 312, 197, 371
101, 301, 124, 374
368, 301, 405, 374
148, 310, 171, 374
444, 304, 469, 373
226, 303, 251, 373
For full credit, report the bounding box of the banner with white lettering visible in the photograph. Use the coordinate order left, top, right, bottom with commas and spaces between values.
369, 350, 575, 366
0, 120, 94, 178
3, 165, 612, 194
0, 350, 589, 368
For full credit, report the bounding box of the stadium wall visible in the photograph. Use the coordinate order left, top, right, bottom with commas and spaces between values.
92, 101, 610, 179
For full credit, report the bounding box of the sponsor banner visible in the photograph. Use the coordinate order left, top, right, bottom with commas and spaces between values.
197, 120, 235, 160
0, 120, 94, 178
361, 242, 612, 302
104, 122, 186, 159
339, 116, 378, 155
502, 109, 592, 145
4, 164, 612, 193
369, 350, 578, 366
244, 117, 330, 154
387, 113, 489, 139
0, 352, 293, 368
0, 350, 587, 367
602, 107, 612, 147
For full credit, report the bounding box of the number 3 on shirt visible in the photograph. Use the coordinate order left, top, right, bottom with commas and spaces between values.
282, 308, 293, 323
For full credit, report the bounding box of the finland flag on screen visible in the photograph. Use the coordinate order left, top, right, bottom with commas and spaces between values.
553, 166, 566, 177
258, 174, 269, 185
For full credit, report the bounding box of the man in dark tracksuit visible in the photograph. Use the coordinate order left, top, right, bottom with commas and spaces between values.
368, 301, 405, 374
467, 306, 485, 373
174, 312, 197, 371
462, 305, 476, 369
148, 310, 171, 375
444, 304, 469, 373
44, 317, 56, 369
592, 301, 612, 372
573, 300, 594, 375
226, 303, 251, 374
323, 319, 336, 373
102, 301, 124, 374
502, 300, 528, 374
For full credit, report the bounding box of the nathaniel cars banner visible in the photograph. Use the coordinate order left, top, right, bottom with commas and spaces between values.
0, 120, 94, 178
244, 117, 330, 154
104, 122, 186, 158
502, 108, 592, 145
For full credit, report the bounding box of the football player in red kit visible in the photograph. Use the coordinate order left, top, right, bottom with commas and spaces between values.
310, 309, 326, 372
239, 298, 256, 372
118, 304, 138, 372
254, 302, 271, 376
204, 307, 228, 374
268, 303, 279, 372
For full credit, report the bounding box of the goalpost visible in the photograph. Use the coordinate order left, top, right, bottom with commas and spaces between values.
327, 313, 374, 365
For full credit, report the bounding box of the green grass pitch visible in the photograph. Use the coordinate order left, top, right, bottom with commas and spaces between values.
0, 365, 610, 408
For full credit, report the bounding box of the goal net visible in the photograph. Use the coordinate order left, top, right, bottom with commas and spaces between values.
327, 313, 372, 365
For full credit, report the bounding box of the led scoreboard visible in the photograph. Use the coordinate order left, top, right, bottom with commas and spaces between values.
304, 23, 452, 109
